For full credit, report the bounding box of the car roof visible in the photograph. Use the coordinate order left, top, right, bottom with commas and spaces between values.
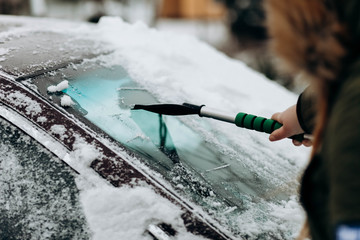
0, 15, 108, 79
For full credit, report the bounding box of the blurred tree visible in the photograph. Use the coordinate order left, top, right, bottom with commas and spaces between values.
216, 0, 266, 39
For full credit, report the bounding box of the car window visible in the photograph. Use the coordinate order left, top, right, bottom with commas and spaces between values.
0, 117, 90, 239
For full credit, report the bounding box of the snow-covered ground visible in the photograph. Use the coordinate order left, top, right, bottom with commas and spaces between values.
0, 16, 311, 239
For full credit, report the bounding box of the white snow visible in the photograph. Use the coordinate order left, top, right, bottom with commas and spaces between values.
36, 116, 47, 123
0, 47, 10, 61
47, 80, 69, 93
60, 95, 75, 107
269, 196, 307, 239
48, 80, 73, 107
71, 138, 100, 168
50, 124, 66, 135
7, 91, 42, 116
50, 124, 67, 140
79, 183, 207, 240
0, 48, 9, 55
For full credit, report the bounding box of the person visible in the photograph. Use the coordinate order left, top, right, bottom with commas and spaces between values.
265, 0, 360, 239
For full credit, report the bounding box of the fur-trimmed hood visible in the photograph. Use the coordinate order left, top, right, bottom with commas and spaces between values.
264, 0, 359, 82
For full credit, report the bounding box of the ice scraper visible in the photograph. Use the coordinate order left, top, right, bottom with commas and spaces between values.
132, 103, 312, 142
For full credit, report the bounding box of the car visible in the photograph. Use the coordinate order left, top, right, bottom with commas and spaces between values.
0, 15, 309, 239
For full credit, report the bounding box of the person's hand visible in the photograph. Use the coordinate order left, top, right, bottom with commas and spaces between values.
269, 104, 312, 147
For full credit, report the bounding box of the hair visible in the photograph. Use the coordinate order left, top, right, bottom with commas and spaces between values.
264, 0, 349, 238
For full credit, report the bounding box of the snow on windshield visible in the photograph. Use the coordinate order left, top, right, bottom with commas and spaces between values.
77, 17, 309, 238
0, 48, 10, 61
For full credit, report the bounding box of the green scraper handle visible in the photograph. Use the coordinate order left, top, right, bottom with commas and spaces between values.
235, 112, 305, 142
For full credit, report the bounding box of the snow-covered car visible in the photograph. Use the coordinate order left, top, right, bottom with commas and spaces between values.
0, 15, 309, 239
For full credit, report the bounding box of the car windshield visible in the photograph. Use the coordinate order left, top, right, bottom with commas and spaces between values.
28, 58, 299, 235
63, 66, 263, 201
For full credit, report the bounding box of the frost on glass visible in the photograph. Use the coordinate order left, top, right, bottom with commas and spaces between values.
0, 118, 90, 239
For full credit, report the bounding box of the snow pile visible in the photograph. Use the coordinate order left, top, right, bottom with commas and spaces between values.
47, 80, 69, 92
269, 196, 306, 239
47, 80, 75, 107
78, 182, 206, 240
69, 138, 100, 169
230, 195, 306, 238
61, 95, 75, 107
36, 116, 47, 123
50, 124, 68, 140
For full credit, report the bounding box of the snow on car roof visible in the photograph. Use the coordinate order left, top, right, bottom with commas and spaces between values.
0, 15, 108, 79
